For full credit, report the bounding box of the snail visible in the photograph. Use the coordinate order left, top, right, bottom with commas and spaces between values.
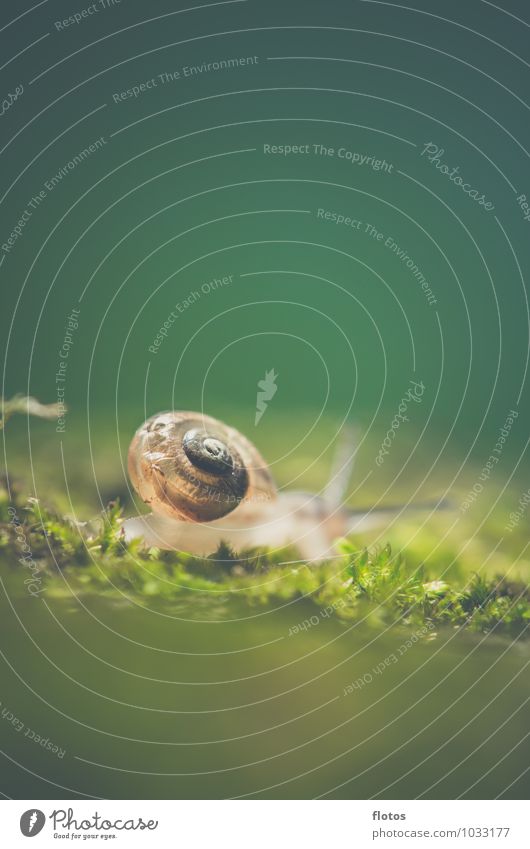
124, 411, 444, 561
127, 411, 276, 523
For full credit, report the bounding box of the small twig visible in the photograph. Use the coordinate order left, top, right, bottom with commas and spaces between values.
0, 395, 64, 430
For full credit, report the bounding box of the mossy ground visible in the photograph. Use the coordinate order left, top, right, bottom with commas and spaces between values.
1, 478, 529, 638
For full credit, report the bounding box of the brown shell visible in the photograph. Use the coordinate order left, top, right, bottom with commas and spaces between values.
128, 411, 277, 522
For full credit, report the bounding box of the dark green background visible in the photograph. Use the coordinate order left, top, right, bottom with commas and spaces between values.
1, 0, 529, 800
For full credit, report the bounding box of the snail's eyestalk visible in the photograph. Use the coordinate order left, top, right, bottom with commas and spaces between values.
128, 411, 277, 523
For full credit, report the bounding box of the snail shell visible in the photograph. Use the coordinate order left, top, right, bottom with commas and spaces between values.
128, 411, 277, 522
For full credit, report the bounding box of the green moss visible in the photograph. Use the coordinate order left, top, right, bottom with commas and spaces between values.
1, 480, 528, 638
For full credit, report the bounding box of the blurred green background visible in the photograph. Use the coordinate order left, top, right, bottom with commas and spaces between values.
1, 0, 529, 799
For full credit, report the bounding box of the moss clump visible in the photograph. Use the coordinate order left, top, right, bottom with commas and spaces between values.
0, 481, 528, 637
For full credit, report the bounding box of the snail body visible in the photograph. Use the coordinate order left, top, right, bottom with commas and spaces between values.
125, 409, 347, 560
